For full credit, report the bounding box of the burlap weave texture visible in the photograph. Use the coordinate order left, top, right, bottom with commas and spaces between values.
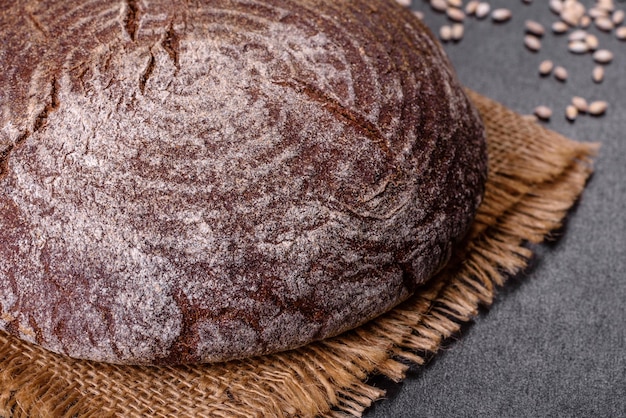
0, 91, 597, 417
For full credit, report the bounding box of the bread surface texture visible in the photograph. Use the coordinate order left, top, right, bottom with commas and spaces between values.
0, 0, 487, 364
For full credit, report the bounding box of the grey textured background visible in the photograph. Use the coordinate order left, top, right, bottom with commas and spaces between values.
365, 1, 626, 417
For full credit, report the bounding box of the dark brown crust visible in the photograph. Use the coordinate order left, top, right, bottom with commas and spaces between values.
0, 0, 487, 365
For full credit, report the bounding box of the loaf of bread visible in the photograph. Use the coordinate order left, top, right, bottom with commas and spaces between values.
0, 0, 487, 364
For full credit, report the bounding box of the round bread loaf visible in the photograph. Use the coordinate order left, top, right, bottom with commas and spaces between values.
0, 0, 487, 364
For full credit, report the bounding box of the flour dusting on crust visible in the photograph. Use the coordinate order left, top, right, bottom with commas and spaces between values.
0, 0, 487, 364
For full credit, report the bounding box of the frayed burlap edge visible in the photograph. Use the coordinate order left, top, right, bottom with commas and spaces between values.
0, 91, 598, 418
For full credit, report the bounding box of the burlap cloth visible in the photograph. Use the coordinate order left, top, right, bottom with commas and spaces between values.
0, 90, 597, 417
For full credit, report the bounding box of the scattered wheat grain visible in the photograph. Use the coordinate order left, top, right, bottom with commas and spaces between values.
592, 65, 605, 83
525, 20, 545, 36
539, 60, 554, 76
572, 96, 588, 113
431, 0, 448, 12
525, 35, 542, 51
554, 66, 568, 81
593, 49, 614, 63
552, 21, 569, 33
595, 16, 615, 31
492, 8, 512, 22
475, 2, 491, 19
566, 105, 578, 121
585, 34, 599, 50
534, 105, 552, 120
569, 40, 589, 53
588, 101, 608, 115
451, 23, 464, 41
465, 0, 479, 15
440, 25, 452, 41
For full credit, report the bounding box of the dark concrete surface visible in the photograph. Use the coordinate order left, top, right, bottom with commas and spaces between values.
365, 1, 626, 417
